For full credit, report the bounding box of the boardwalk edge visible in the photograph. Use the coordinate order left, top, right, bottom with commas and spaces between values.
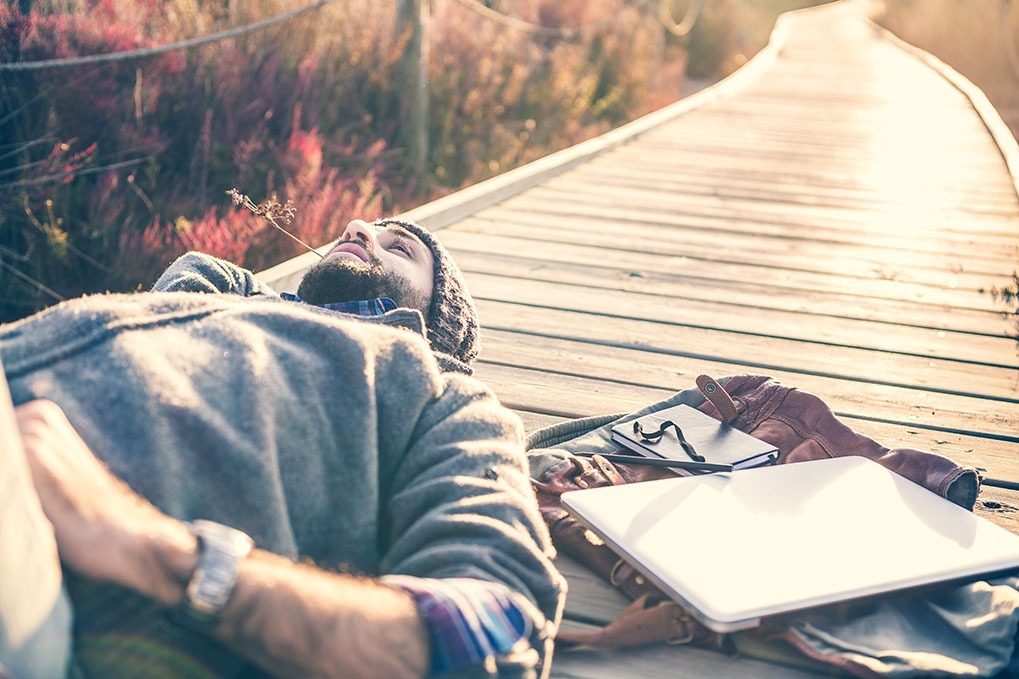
868, 12, 1019, 201
257, 9, 802, 291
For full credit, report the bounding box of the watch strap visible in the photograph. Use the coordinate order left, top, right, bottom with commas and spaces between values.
171, 520, 254, 633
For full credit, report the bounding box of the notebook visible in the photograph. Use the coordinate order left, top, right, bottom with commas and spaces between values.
561, 456, 1019, 633
610, 403, 778, 473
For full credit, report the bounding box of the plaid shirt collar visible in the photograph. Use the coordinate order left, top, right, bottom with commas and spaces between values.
280, 292, 397, 316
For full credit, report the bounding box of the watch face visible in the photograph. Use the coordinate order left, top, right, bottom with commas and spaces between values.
179, 521, 254, 627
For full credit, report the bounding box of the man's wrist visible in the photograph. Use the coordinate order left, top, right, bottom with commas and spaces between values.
132, 516, 200, 608
173, 521, 255, 632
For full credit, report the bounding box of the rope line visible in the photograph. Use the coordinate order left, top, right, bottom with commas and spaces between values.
0, 0, 335, 72
659, 0, 704, 38
448, 0, 650, 38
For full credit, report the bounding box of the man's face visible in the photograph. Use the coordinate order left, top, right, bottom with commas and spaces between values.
296, 220, 435, 315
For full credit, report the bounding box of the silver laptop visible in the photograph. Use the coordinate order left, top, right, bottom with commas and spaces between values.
561, 456, 1019, 633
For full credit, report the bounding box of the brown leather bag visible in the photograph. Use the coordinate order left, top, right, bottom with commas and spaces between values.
532, 451, 722, 648
530, 374, 981, 649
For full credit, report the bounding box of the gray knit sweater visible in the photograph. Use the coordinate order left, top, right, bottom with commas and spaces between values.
152, 251, 472, 373
0, 291, 565, 678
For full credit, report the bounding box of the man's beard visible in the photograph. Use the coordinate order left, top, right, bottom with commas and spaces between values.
296, 255, 430, 316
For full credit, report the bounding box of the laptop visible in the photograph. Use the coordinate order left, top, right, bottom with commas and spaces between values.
561, 456, 1019, 633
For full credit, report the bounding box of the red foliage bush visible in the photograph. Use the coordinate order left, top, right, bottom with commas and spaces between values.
0, 0, 697, 322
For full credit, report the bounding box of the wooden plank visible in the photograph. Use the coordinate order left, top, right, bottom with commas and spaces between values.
664, 108, 1002, 165
457, 212, 1017, 282
635, 126, 1005, 168
975, 485, 1019, 534
475, 362, 672, 416
615, 116, 1007, 160
493, 187, 1019, 247
457, 214, 1013, 295
456, 213, 1019, 299
475, 300, 1019, 403
544, 165, 1018, 228
520, 399, 1018, 482
448, 233, 1010, 314
474, 336, 1019, 473
455, 251, 1011, 337
453, 205, 1017, 281
466, 274, 1014, 368
614, 134, 1012, 188
552, 164, 1019, 218
515, 410, 568, 433
546, 161, 1019, 229
608, 119, 1012, 176
476, 327, 1019, 438
596, 155, 1013, 205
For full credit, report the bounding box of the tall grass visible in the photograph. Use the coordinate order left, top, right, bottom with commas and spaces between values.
1, 0, 819, 322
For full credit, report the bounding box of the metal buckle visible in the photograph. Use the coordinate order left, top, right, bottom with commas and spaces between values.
665, 610, 695, 645
609, 559, 628, 587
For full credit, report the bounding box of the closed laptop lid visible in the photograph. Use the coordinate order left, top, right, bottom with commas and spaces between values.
561, 456, 1019, 633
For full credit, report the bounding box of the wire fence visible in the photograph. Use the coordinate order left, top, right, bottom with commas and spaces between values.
661, 0, 705, 37
0, 0, 707, 304
0, 0, 336, 72
1, 0, 704, 74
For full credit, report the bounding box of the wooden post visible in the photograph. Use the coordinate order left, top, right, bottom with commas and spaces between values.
397, 0, 429, 175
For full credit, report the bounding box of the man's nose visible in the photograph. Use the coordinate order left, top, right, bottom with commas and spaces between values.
340, 220, 378, 250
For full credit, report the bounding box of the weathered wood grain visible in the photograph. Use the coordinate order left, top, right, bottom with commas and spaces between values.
458, 251, 1012, 336
443, 231, 1013, 311
477, 354, 1019, 474
467, 274, 1013, 367
481, 2, 1019, 674
476, 301, 1019, 405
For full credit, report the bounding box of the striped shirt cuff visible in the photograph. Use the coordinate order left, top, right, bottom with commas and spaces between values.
382, 575, 533, 676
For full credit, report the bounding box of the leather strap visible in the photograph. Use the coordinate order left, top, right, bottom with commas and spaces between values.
591, 454, 627, 486
696, 374, 738, 423
556, 594, 703, 647
609, 559, 659, 600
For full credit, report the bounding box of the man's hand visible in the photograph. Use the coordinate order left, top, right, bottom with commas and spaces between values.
14, 399, 197, 607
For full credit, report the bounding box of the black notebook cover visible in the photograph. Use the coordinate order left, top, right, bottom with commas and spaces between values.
611, 404, 778, 472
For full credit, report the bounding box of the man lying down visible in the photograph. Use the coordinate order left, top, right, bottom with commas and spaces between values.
0, 217, 567, 679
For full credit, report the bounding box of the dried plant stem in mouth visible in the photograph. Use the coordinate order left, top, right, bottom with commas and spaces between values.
226, 188, 324, 259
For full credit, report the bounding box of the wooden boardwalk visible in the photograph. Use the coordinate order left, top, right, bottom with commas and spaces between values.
263, 0, 1019, 675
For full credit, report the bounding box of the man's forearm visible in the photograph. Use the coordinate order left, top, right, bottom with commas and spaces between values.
139, 529, 429, 679
217, 551, 428, 679
16, 400, 427, 679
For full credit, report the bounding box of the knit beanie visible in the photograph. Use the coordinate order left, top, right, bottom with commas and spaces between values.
373, 218, 480, 374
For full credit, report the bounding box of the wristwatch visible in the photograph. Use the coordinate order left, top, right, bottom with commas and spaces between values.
173, 520, 255, 633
